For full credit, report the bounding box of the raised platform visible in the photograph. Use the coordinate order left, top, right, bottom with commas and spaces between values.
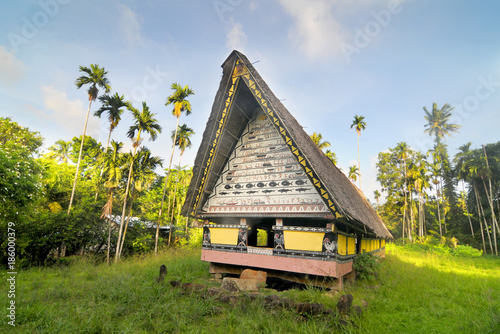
202, 248, 353, 278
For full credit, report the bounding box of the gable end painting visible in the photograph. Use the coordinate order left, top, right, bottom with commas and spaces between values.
181, 51, 392, 286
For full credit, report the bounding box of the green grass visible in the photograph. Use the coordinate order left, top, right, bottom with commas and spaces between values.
2, 244, 499, 333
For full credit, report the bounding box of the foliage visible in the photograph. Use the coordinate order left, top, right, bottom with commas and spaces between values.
0, 117, 43, 223
0, 116, 44, 153
69, 135, 103, 171
451, 245, 483, 258
11, 245, 500, 333
353, 251, 380, 280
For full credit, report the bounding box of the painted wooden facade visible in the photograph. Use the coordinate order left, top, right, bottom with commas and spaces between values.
182, 51, 391, 283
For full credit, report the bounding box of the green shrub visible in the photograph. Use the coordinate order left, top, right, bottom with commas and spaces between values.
353, 251, 380, 280
451, 245, 483, 258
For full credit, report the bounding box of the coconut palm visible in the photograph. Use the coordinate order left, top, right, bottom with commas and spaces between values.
395, 142, 410, 241
115, 102, 161, 262
310, 132, 331, 150
423, 103, 461, 144
410, 152, 430, 238
481, 145, 499, 255
68, 64, 111, 214
374, 190, 381, 204
454, 142, 475, 237
324, 150, 337, 165
157, 83, 194, 254
350, 115, 366, 190
47, 140, 72, 163
348, 165, 359, 183
466, 151, 491, 254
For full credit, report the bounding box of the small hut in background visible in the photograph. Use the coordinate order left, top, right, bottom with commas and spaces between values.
181, 51, 392, 287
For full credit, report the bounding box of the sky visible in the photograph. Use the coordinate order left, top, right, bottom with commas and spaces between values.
1, 0, 500, 203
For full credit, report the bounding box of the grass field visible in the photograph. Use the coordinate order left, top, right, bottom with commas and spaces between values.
2, 244, 499, 333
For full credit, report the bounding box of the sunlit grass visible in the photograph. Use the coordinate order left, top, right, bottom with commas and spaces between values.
3, 244, 499, 333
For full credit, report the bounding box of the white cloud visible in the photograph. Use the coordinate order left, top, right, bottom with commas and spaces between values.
277, 0, 349, 60
35, 85, 104, 140
226, 19, 247, 52
249, 0, 258, 11
276, 0, 405, 60
117, 4, 143, 47
0, 46, 26, 85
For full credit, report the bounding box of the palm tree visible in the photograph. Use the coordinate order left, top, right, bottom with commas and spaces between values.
47, 140, 72, 163
93, 93, 130, 200
172, 124, 194, 235
374, 190, 381, 204
95, 93, 130, 153
115, 102, 161, 262
310, 132, 336, 164
100, 140, 124, 265
466, 151, 490, 254
310, 132, 331, 150
348, 165, 359, 183
395, 142, 410, 241
411, 152, 430, 238
454, 142, 475, 237
324, 150, 337, 165
68, 64, 111, 214
423, 103, 461, 144
157, 83, 194, 254
481, 145, 498, 255
118, 147, 163, 258
350, 115, 366, 190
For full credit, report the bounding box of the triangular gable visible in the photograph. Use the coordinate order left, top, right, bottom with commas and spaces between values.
186, 57, 343, 219
182, 51, 392, 239
202, 108, 331, 217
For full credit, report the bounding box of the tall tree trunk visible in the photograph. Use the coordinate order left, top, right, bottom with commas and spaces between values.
107, 217, 112, 265
119, 194, 136, 258
409, 188, 414, 242
115, 140, 139, 262
435, 180, 442, 238
482, 178, 498, 255
474, 184, 487, 254
482, 146, 498, 255
418, 192, 424, 238
95, 126, 114, 202
156, 116, 180, 254
357, 133, 361, 190
402, 159, 407, 243
440, 178, 447, 235
105, 189, 114, 266
462, 183, 474, 237
68, 99, 92, 214
479, 197, 493, 255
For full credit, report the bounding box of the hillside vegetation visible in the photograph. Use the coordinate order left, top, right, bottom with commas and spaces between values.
3, 243, 499, 333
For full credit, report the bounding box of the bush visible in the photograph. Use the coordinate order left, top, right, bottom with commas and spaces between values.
451, 245, 483, 258
353, 252, 380, 280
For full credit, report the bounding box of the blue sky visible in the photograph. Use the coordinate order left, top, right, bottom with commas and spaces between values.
1, 0, 500, 202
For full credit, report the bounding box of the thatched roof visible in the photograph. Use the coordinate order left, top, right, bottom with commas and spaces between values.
181, 51, 392, 239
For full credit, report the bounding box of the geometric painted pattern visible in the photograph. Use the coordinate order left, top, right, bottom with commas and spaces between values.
202, 108, 330, 216
191, 57, 343, 218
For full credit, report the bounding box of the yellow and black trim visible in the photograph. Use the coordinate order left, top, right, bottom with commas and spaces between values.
236, 59, 342, 218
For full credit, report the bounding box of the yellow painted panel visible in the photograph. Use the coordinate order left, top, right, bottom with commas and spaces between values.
338, 234, 347, 255
361, 239, 367, 253
283, 231, 324, 252
348, 237, 356, 255
382, 239, 386, 248
209, 228, 239, 245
